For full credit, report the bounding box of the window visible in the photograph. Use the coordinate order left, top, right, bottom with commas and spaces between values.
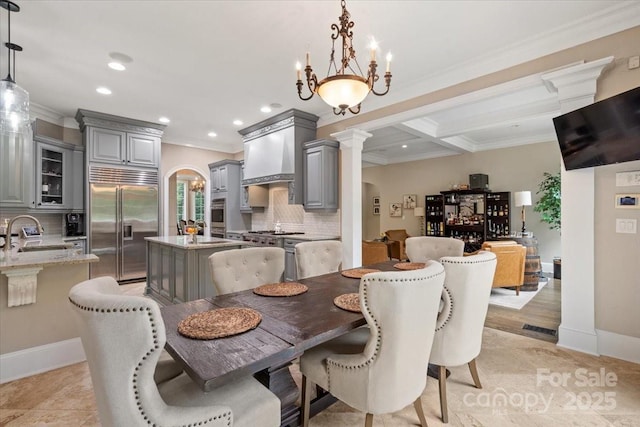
193, 190, 205, 221
177, 181, 187, 221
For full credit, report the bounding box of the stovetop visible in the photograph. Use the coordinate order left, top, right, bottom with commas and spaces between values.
245, 230, 305, 236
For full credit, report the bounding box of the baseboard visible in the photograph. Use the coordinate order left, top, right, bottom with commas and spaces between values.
541, 261, 553, 274
557, 325, 599, 356
0, 338, 86, 384
596, 329, 640, 364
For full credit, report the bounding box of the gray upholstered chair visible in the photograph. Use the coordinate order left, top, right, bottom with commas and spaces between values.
295, 240, 343, 280
68, 276, 280, 427
430, 251, 497, 423
405, 236, 465, 263
299, 262, 446, 427
209, 247, 285, 295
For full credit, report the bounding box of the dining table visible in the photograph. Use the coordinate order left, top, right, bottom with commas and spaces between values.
160, 260, 400, 427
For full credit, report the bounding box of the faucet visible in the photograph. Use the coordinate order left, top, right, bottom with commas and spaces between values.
3, 215, 44, 254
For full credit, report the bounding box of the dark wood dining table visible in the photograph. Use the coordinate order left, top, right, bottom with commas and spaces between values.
160, 261, 399, 427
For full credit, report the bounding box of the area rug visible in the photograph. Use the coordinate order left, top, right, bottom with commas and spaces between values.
489, 278, 547, 310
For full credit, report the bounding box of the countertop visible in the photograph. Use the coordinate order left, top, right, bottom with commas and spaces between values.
145, 236, 250, 250
0, 236, 97, 271
278, 234, 340, 241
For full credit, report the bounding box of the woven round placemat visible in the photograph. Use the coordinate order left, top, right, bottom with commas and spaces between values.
334, 293, 361, 313
178, 307, 261, 340
341, 268, 381, 279
253, 282, 308, 297
394, 262, 426, 270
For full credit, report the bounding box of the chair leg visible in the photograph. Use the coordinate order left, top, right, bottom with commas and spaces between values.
438, 365, 449, 423
364, 413, 374, 427
468, 358, 482, 389
301, 375, 313, 427
413, 397, 429, 427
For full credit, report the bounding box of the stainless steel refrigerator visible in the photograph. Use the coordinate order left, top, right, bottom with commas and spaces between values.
89, 167, 159, 282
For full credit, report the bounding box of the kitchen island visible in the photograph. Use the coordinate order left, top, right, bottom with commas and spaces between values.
145, 236, 251, 305
0, 239, 98, 383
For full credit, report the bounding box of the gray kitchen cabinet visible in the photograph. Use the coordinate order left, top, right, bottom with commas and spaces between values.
35, 138, 72, 209
0, 128, 34, 208
210, 164, 228, 194
76, 109, 165, 169
87, 127, 159, 167
71, 148, 85, 211
303, 139, 339, 211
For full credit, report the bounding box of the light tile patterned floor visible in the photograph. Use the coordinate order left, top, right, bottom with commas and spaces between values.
1, 284, 638, 426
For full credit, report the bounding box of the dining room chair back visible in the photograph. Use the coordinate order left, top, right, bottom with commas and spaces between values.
68, 276, 280, 427
405, 236, 465, 263
299, 261, 446, 426
295, 240, 343, 279
209, 247, 285, 295
429, 251, 497, 423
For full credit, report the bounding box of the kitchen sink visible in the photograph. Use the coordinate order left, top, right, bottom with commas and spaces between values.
18, 244, 72, 252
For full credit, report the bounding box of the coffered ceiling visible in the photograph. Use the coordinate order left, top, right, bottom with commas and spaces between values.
8, 1, 640, 163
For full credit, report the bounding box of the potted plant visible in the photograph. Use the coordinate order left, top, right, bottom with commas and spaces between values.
533, 172, 561, 278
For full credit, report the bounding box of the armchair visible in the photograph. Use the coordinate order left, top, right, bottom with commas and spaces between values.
384, 229, 410, 261
481, 240, 526, 295
362, 241, 389, 265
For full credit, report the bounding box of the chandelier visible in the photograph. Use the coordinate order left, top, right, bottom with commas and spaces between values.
0, 0, 29, 133
296, 0, 392, 116
189, 178, 205, 193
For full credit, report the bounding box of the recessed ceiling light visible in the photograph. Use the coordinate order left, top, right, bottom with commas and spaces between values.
402, 144, 408, 148
158, 117, 171, 123
108, 52, 133, 63
96, 87, 112, 95
233, 120, 243, 126
207, 132, 217, 138
108, 61, 126, 71
260, 106, 272, 113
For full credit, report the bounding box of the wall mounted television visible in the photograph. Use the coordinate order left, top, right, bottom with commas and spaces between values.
553, 86, 640, 171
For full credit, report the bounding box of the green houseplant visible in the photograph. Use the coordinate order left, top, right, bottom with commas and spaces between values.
534, 171, 561, 278
534, 172, 561, 231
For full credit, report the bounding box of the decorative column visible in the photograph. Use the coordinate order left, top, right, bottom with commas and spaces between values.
331, 129, 372, 269
541, 56, 612, 355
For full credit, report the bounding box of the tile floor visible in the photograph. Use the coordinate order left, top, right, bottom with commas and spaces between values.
1, 284, 639, 426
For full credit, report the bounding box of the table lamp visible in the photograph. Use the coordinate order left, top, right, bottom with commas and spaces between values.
414, 207, 425, 235
514, 191, 532, 234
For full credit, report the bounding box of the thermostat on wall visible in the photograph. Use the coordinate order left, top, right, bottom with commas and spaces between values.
615, 194, 640, 209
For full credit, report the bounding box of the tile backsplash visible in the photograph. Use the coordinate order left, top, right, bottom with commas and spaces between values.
251, 184, 340, 236
1, 211, 65, 236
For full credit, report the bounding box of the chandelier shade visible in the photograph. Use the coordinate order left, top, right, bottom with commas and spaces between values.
189, 178, 205, 193
316, 75, 370, 110
0, 0, 29, 133
296, 0, 392, 116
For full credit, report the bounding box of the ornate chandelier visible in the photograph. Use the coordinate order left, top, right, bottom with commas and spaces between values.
0, 0, 29, 133
189, 178, 205, 193
296, 0, 392, 116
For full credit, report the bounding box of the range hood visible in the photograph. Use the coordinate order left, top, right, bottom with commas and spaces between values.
239, 109, 318, 203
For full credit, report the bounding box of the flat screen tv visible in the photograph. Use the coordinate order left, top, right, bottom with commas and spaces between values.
553, 86, 640, 171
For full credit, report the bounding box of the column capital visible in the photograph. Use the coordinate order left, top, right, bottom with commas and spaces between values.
331, 129, 372, 150
541, 56, 613, 106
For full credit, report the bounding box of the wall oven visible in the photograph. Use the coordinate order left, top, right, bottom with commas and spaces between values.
211, 199, 225, 237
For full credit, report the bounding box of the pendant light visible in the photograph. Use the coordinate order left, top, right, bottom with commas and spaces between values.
0, 0, 29, 133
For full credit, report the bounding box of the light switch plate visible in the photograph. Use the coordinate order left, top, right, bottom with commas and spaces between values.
616, 171, 640, 187
616, 219, 637, 234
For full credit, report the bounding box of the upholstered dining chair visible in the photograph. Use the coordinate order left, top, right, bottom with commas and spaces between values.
295, 240, 343, 279
209, 247, 285, 295
384, 229, 410, 261
299, 262, 446, 427
68, 276, 280, 427
405, 236, 465, 263
430, 251, 497, 423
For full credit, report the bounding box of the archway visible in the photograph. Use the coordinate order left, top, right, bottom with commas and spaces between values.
162, 165, 210, 237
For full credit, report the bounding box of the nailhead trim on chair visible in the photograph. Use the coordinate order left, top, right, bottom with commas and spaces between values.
435, 286, 453, 331
326, 270, 445, 391
69, 297, 232, 427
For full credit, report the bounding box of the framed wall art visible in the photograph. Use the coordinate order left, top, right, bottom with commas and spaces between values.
403, 194, 417, 209
390, 202, 402, 217
373, 206, 380, 215
373, 196, 380, 206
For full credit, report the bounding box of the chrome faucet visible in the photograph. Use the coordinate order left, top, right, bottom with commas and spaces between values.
3, 215, 44, 254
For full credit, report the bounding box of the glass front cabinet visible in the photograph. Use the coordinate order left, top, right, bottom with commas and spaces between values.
35, 138, 73, 209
